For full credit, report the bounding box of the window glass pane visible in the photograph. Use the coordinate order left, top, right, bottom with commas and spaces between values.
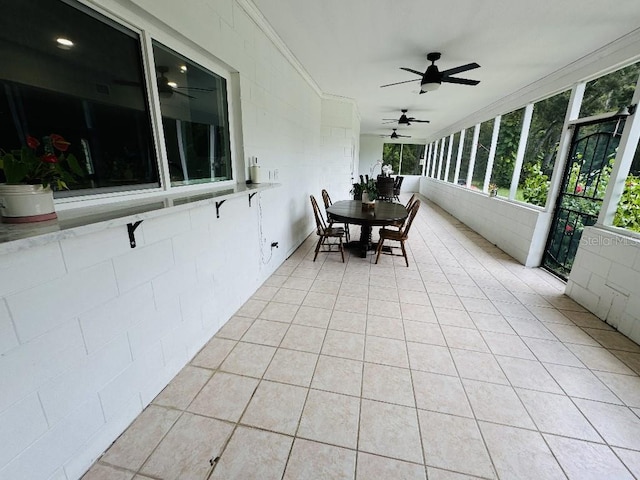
519, 90, 571, 206
382, 143, 401, 175
437, 137, 448, 179
490, 108, 525, 197
400, 144, 425, 175
580, 62, 640, 118
613, 139, 640, 232
0, 0, 158, 195
457, 130, 473, 186
153, 42, 232, 185
471, 120, 494, 189
447, 133, 460, 183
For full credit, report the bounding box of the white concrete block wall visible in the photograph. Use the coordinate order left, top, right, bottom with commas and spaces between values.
566, 227, 640, 342
0, 1, 359, 479
420, 178, 546, 266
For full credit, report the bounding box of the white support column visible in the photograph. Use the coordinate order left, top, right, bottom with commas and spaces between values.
466, 124, 480, 187
437, 138, 445, 179
430, 140, 439, 177
425, 143, 432, 176
453, 129, 465, 184
444, 133, 454, 182
509, 103, 534, 199
545, 84, 586, 210
483, 116, 501, 192
599, 74, 640, 226
421, 143, 429, 176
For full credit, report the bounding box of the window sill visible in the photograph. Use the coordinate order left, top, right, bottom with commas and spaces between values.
0, 182, 279, 255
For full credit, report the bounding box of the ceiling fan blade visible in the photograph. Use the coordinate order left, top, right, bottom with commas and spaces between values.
382, 120, 398, 124
399, 67, 424, 77
175, 86, 215, 92
439, 62, 480, 77
442, 77, 480, 86
410, 119, 430, 123
380, 79, 419, 88
398, 135, 412, 138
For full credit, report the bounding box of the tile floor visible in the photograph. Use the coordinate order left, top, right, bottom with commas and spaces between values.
84, 195, 640, 480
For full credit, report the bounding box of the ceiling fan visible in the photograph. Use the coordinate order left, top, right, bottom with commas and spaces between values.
380, 52, 480, 94
156, 66, 195, 99
380, 129, 411, 139
383, 109, 430, 125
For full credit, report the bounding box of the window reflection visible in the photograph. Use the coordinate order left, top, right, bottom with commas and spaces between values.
152, 42, 232, 185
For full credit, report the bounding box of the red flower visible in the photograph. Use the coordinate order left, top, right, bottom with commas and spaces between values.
26, 135, 40, 149
575, 184, 584, 193
565, 225, 574, 233
41, 153, 58, 164
50, 134, 70, 152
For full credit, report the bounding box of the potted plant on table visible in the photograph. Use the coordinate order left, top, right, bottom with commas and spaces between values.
0, 134, 83, 223
361, 178, 378, 208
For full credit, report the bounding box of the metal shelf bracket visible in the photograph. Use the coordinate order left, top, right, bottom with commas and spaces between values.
248, 192, 257, 207
215, 200, 226, 218
127, 220, 143, 248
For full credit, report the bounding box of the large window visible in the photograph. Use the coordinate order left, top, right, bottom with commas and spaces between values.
447, 133, 460, 183
580, 63, 640, 118
457, 129, 473, 185
153, 42, 232, 185
490, 108, 525, 198
471, 120, 494, 189
0, 0, 159, 195
382, 143, 425, 175
613, 142, 640, 232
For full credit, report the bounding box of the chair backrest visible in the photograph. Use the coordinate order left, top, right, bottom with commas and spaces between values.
400, 199, 420, 237
394, 176, 404, 193
321, 189, 332, 209
359, 174, 365, 184
310, 195, 328, 234
377, 177, 395, 199
405, 193, 418, 211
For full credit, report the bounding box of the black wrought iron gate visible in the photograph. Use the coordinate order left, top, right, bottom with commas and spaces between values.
542, 117, 625, 279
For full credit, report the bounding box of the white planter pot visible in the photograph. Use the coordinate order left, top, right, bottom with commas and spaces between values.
362, 192, 375, 204
0, 184, 57, 223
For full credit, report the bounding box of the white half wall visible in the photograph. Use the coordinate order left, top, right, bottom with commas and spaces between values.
420, 177, 551, 266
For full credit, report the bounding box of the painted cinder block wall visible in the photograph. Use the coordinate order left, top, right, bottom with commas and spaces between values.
0, 1, 359, 479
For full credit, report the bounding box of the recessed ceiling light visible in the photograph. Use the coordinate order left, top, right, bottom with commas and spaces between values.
167, 81, 178, 88
179, 65, 187, 73
56, 37, 74, 47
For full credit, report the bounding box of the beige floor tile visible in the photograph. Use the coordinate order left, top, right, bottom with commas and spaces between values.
335, 295, 368, 314
362, 362, 414, 407
412, 371, 472, 417
101, 405, 180, 471
292, 266, 321, 279
241, 380, 307, 435
235, 299, 267, 318
450, 349, 508, 384
219, 342, 276, 378
517, 388, 601, 441
469, 312, 515, 334
141, 413, 233, 479
527, 306, 574, 325
282, 276, 314, 291
365, 336, 409, 368
293, 305, 332, 328
545, 363, 622, 404
565, 344, 636, 374
404, 320, 446, 346
187, 372, 258, 422
401, 303, 438, 323
369, 285, 399, 302
544, 434, 633, 480
252, 285, 279, 301
311, 355, 363, 397
303, 291, 337, 309
441, 325, 490, 353
523, 337, 584, 367
329, 310, 367, 334
82, 464, 134, 480
240, 319, 289, 347
339, 282, 369, 298
496, 356, 563, 394
398, 290, 431, 306
426, 466, 486, 479
263, 274, 288, 288
480, 331, 535, 360
298, 389, 360, 448
463, 379, 535, 429
356, 452, 426, 480
366, 314, 405, 340
322, 330, 365, 360
214, 316, 254, 340
284, 438, 356, 480
263, 348, 318, 387
575, 398, 640, 450
428, 294, 465, 310
368, 298, 402, 318
460, 298, 500, 315
259, 301, 300, 323
280, 324, 326, 353
585, 328, 640, 352
359, 399, 423, 463
434, 308, 475, 328
407, 342, 457, 376
191, 337, 237, 368
613, 447, 640, 478
210, 426, 293, 480
479, 422, 564, 480
418, 410, 494, 478
544, 323, 600, 346
505, 317, 555, 340
152, 365, 211, 409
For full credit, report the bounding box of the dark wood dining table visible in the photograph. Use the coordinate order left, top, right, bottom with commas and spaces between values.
326, 200, 408, 257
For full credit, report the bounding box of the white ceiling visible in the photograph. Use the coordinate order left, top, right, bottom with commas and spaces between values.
250, 0, 640, 140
